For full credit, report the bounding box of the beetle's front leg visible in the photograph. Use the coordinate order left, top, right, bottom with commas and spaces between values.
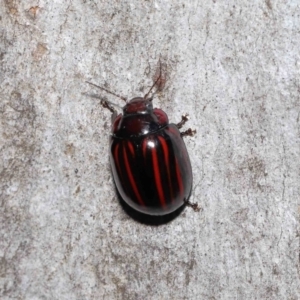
100, 99, 118, 124
101, 99, 116, 114
176, 114, 196, 137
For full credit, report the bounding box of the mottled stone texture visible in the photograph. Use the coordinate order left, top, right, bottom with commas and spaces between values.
1, 1, 299, 299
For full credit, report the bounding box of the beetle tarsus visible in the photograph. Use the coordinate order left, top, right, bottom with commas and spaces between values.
184, 198, 201, 212
176, 114, 189, 129
180, 128, 196, 137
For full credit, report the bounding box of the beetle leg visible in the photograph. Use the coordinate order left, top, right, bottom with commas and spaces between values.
176, 114, 189, 129
180, 128, 196, 137
184, 198, 201, 212
99, 99, 119, 123
101, 99, 116, 114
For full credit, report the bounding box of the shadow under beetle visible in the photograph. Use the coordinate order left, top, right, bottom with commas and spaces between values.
86, 67, 199, 216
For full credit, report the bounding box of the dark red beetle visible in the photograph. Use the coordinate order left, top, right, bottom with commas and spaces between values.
87, 74, 198, 216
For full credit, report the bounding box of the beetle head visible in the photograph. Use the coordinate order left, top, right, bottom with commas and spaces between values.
123, 97, 153, 115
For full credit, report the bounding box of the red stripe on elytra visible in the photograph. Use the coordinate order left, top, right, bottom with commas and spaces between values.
127, 140, 134, 156
114, 142, 128, 195
175, 159, 184, 197
142, 138, 148, 158
123, 143, 145, 206
158, 136, 173, 202
151, 139, 166, 207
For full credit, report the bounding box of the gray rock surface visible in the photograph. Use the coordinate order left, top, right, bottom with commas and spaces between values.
1, 1, 299, 299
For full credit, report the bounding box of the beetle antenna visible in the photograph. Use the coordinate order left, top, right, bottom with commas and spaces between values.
86, 81, 127, 102
82, 93, 123, 110
144, 60, 163, 100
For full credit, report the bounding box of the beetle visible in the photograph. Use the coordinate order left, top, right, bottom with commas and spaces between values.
86, 71, 199, 216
